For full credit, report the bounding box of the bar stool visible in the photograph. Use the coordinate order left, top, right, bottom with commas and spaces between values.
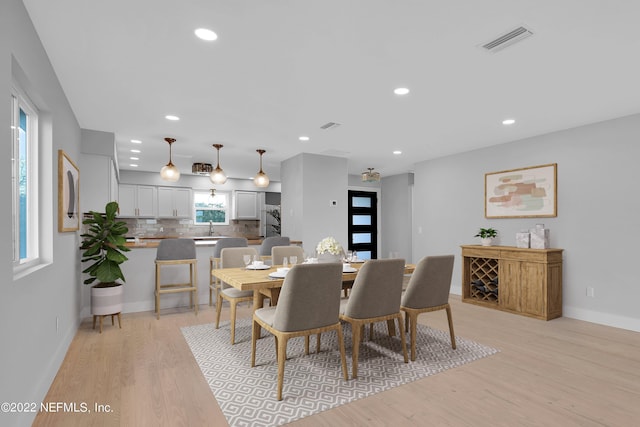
155, 239, 198, 319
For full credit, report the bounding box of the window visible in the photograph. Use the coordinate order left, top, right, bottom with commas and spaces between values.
11, 88, 39, 268
193, 190, 229, 225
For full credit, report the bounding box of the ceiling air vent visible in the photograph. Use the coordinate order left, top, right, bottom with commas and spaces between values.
320, 122, 341, 130
481, 25, 533, 53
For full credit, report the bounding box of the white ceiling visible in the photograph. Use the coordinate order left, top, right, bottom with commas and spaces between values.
22, 0, 640, 182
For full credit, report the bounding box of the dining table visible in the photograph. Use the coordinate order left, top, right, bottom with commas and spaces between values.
211, 261, 416, 313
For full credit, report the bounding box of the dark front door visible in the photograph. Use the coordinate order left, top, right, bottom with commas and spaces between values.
348, 190, 377, 260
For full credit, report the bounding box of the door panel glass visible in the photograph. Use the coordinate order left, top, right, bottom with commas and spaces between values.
352, 215, 371, 226
352, 233, 371, 244
352, 197, 371, 208
354, 251, 371, 260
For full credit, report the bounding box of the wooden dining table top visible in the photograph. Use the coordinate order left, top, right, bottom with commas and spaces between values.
211, 262, 416, 292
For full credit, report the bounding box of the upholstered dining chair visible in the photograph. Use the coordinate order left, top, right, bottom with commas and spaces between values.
271, 245, 304, 266
209, 237, 248, 305
154, 239, 198, 320
251, 263, 348, 400
339, 258, 408, 379
401, 255, 456, 361
215, 247, 257, 344
259, 236, 290, 264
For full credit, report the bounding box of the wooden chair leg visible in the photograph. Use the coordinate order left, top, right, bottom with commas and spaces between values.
386, 319, 396, 336
397, 315, 408, 363
111, 314, 115, 325
351, 322, 362, 379
215, 293, 223, 329
117, 313, 122, 329
92, 315, 96, 330
276, 335, 288, 401
445, 304, 456, 349
304, 335, 310, 355
99, 316, 104, 334
337, 326, 348, 381
316, 333, 321, 353
409, 312, 418, 361
251, 319, 261, 367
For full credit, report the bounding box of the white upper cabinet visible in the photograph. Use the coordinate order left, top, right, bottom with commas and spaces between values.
234, 191, 259, 219
118, 184, 157, 217
157, 187, 192, 218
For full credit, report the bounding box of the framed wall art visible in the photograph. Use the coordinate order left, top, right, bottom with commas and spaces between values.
485, 163, 557, 218
58, 150, 80, 232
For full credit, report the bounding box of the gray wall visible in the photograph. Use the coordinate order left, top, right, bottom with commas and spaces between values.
1, 1, 82, 425
381, 173, 413, 261
413, 113, 640, 332
282, 153, 348, 255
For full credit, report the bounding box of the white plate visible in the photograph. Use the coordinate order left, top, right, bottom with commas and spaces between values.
343, 267, 357, 273
247, 265, 270, 270
268, 271, 287, 279
348, 259, 365, 263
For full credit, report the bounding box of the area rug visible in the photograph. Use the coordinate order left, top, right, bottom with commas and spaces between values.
182, 318, 499, 427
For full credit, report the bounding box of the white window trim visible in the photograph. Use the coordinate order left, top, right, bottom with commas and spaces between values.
193, 190, 230, 225
11, 86, 40, 272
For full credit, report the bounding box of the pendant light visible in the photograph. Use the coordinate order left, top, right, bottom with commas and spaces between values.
361, 167, 381, 182
209, 144, 227, 184
253, 149, 270, 188
160, 137, 180, 182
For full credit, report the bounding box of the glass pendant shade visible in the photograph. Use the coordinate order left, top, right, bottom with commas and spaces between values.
254, 149, 270, 187
160, 138, 180, 182
209, 144, 227, 184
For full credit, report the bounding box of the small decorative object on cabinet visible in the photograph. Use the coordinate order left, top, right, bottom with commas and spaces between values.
474, 227, 498, 246
461, 245, 563, 320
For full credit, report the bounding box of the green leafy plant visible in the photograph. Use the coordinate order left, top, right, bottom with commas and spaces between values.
474, 227, 498, 239
80, 201, 130, 285
267, 208, 281, 235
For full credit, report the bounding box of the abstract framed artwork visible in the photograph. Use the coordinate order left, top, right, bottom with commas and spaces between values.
58, 150, 80, 232
485, 163, 557, 218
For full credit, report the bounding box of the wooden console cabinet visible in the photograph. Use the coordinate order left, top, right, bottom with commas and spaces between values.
461, 245, 563, 320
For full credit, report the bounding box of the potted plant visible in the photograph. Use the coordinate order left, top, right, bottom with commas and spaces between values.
474, 227, 498, 246
316, 236, 344, 263
80, 201, 130, 330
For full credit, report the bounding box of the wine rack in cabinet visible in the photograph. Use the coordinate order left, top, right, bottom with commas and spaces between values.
461, 245, 564, 320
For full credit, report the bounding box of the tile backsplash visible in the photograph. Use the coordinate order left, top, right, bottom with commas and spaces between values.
120, 218, 261, 239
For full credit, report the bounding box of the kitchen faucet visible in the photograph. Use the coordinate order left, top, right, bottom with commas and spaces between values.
209, 220, 214, 236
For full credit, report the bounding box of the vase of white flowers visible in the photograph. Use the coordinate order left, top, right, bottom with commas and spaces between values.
316, 236, 344, 263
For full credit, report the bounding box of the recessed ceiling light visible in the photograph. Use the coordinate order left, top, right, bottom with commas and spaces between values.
165, 115, 180, 121
394, 87, 410, 95
299, 136, 310, 141
130, 164, 138, 167
502, 119, 516, 125
195, 28, 218, 41
393, 150, 402, 155
131, 149, 141, 153
131, 139, 142, 144
130, 157, 139, 160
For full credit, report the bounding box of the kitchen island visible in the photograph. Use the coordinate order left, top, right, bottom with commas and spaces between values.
114, 237, 301, 315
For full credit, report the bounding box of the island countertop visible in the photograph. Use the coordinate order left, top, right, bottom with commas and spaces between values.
124, 237, 301, 248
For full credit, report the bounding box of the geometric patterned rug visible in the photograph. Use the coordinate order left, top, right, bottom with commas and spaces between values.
182, 318, 499, 427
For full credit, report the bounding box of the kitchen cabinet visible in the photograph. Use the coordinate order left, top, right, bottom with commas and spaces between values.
157, 187, 192, 218
118, 184, 157, 217
80, 154, 118, 213
234, 191, 259, 219
461, 245, 563, 320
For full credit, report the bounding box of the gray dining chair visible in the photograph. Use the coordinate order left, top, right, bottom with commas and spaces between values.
259, 236, 290, 263
209, 237, 248, 305
339, 258, 408, 379
215, 247, 257, 344
154, 239, 198, 320
251, 263, 348, 400
401, 255, 456, 361
271, 245, 304, 266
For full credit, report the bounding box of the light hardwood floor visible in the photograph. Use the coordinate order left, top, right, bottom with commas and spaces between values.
34, 298, 640, 426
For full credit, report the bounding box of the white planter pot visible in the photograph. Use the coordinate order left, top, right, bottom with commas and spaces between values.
317, 253, 342, 263
481, 238, 494, 246
91, 283, 124, 316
